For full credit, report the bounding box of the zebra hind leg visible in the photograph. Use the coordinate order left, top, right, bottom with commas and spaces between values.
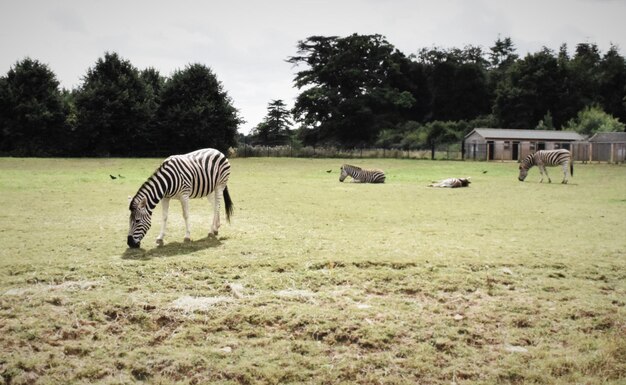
210, 187, 223, 236
180, 196, 192, 242
561, 162, 569, 184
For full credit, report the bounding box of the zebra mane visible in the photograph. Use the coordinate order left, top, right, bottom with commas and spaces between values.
521, 154, 535, 169
343, 164, 362, 171
129, 164, 166, 211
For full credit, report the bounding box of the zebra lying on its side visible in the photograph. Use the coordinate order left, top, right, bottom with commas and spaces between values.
518, 149, 573, 184
339, 164, 386, 183
429, 177, 471, 188
127, 148, 233, 248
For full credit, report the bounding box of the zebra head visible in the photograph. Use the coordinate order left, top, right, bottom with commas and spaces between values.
518, 167, 528, 181
127, 195, 152, 248
339, 165, 348, 182
518, 162, 530, 181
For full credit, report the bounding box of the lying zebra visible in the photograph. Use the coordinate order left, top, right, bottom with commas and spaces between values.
339, 164, 386, 183
429, 177, 471, 188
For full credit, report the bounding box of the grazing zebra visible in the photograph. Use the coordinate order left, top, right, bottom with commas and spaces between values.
429, 177, 471, 188
339, 164, 386, 183
127, 148, 233, 248
518, 149, 573, 184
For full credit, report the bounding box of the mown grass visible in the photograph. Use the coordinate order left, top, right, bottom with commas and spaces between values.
0, 157, 625, 384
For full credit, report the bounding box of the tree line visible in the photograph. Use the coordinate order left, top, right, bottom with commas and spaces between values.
249, 35, 625, 148
0, 53, 241, 156
1, 35, 625, 157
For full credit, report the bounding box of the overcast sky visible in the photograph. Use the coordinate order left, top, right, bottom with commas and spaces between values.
1, 0, 625, 134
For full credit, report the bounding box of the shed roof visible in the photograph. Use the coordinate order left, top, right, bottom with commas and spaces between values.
588, 132, 626, 142
465, 128, 585, 141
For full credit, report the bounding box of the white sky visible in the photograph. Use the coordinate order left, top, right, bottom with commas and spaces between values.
1, 0, 625, 134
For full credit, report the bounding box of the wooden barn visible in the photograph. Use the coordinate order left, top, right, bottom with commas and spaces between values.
588, 132, 626, 163
463, 128, 585, 161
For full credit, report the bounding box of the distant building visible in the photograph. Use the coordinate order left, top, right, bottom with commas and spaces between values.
588, 132, 626, 163
463, 128, 586, 161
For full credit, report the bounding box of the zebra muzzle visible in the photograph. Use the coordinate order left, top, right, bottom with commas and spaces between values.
127, 236, 140, 248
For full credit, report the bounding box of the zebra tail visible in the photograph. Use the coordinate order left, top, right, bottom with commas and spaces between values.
570, 158, 574, 177
223, 185, 234, 223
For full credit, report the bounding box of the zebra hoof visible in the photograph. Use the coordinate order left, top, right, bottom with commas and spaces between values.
209, 230, 218, 237
156, 239, 164, 247
184, 237, 191, 243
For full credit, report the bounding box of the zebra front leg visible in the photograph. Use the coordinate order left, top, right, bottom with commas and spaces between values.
156, 198, 170, 246
544, 166, 552, 183
210, 187, 224, 236
538, 166, 551, 183
180, 196, 192, 242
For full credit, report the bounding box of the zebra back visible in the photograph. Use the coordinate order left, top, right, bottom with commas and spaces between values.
130, 149, 231, 211
522, 149, 571, 170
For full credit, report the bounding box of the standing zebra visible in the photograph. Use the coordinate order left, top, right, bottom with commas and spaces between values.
127, 148, 233, 248
339, 164, 386, 183
518, 149, 573, 184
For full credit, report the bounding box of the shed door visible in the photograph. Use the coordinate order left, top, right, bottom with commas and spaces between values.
487, 141, 495, 160
512, 141, 520, 160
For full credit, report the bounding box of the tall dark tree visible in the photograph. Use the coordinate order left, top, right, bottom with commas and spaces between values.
0, 58, 66, 155
140, 67, 166, 151
74, 52, 153, 156
489, 37, 519, 69
493, 48, 566, 128
597, 45, 626, 122
289, 34, 415, 146
417, 46, 492, 121
252, 99, 292, 145
156, 63, 241, 154
488, 37, 519, 105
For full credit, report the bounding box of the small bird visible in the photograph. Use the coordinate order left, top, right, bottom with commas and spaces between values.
109, 174, 117, 180
482, 170, 488, 174
118, 174, 124, 178
326, 169, 332, 173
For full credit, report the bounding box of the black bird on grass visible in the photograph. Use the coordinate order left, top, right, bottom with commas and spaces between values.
109, 174, 117, 180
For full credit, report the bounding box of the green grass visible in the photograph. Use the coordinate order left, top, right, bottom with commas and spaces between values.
0, 157, 625, 384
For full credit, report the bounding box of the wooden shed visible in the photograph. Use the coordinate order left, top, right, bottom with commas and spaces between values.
588, 132, 626, 163
463, 128, 585, 161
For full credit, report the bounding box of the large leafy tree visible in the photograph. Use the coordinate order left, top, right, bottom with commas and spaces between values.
289, 34, 415, 146
0, 58, 66, 155
74, 52, 153, 156
156, 63, 241, 154
417, 46, 491, 122
565, 105, 625, 135
493, 48, 566, 129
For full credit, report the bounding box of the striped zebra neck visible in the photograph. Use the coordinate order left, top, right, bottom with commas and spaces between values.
522, 154, 536, 169
344, 165, 361, 175
131, 174, 165, 212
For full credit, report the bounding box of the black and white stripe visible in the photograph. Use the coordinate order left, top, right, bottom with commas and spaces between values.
518, 149, 573, 184
339, 164, 385, 183
429, 177, 471, 188
127, 148, 233, 248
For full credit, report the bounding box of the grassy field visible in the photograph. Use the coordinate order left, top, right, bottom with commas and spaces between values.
0, 157, 625, 385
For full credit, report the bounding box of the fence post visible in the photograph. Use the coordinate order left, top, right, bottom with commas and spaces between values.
610, 143, 615, 164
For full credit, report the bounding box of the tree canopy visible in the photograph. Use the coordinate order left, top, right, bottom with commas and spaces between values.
0, 58, 66, 155
1, 35, 625, 157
